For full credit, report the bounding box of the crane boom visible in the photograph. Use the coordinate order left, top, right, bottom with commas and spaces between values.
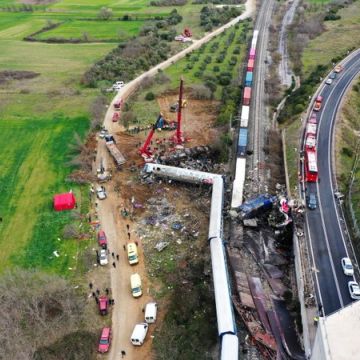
139, 114, 164, 157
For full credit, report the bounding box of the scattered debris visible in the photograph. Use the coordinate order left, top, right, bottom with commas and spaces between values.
155, 241, 169, 252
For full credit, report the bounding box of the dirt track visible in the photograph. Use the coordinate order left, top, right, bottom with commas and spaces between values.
95, 1, 256, 359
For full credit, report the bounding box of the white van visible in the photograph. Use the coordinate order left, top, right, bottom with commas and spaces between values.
130, 323, 148, 346
145, 302, 158, 324
127, 243, 139, 265
130, 273, 142, 298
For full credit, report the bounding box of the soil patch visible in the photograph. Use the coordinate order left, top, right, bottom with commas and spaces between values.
0, 70, 40, 85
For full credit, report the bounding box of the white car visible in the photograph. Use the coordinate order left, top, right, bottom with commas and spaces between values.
348, 281, 360, 300
325, 78, 333, 85
341, 257, 354, 276
96, 186, 107, 200
99, 249, 108, 266
99, 129, 108, 139
131, 323, 148, 346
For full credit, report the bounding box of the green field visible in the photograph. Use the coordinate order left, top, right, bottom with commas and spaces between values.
0, 0, 241, 275
0, 4, 117, 274
35, 19, 144, 41
0, 117, 89, 274
302, 1, 360, 75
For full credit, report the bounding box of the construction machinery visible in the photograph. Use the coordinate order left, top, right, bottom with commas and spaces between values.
183, 27, 192, 37
105, 135, 126, 168
139, 114, 166, 160
171, 77, 185, 145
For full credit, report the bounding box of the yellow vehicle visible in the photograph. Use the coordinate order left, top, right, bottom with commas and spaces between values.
130, 273, 142, 298
170, 99, 187, 112
127, 243, 139, 265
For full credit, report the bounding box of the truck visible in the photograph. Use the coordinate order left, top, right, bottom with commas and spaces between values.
243, 87, 252, 105
105, 135, 126, 168
313, 95, 323, 112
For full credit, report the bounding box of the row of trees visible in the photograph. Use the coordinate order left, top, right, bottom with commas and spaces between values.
83, 10, 182, 87
200, 6, 242, 31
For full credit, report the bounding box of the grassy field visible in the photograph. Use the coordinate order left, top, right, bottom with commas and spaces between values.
302, 1, 360, 75
35, 19, 144, 41
0, 7, 116, 274
0, 117, 90, 274
0, 0, 243, 275
129, 22, 250, 126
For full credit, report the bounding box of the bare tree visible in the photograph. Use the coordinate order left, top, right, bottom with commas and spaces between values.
0, 270, 86, 359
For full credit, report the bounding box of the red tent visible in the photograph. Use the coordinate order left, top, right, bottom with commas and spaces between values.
53, 192, 76, 211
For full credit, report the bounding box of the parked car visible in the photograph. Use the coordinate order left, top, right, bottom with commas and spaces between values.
99, 296, 109, 315
329, 72, 337, 80
341, 257, 354, 276
145, 302, 158, 323
348, 281, 360, 300
97, 230, 107, 249
130, 323, 148, 346
99, 128, 108, 139
130, 273, 142, 298
99, 249, 108, 266
98, 327, 112, 353
307, 193, 317, 210
112, 112, 120, 122
325, 78, 333, 85
96, 186, 107, 200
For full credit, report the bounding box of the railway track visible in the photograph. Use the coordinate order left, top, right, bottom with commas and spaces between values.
249, 0, 275, 194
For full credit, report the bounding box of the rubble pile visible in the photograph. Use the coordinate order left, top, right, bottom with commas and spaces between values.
136, 192, 207, 277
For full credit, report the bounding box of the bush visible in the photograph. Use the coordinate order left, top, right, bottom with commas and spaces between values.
204, 56, 212, 64
213, 65, 220, 72
145, 91, 155, 101
97, 7, 113, 20
342, 147, 353, 157
194, 71, 203, 78
190, 84, 212, 99
233, 47, 240, 54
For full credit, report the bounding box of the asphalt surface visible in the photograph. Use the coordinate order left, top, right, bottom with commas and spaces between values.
278, 0, 300, 87
305, 51, 360, 316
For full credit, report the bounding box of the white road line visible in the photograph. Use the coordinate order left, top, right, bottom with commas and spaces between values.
315, 57, 360, 306
305, 212, 324, 308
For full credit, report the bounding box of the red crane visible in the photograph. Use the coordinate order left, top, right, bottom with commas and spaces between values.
139, 114, 164, 158
173, 77, 184, 145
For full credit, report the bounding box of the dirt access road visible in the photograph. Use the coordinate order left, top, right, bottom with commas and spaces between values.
95, 1, 256, 359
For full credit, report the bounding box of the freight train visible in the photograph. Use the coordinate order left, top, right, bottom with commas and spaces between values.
231, 30, 259, 208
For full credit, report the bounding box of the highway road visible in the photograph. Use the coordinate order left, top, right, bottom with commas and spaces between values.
305, 50, 360, 316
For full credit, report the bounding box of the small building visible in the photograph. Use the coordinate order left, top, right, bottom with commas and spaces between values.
53, 192, 76, 211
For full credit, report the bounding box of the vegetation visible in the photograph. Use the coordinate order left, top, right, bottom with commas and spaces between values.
0, 270, 95, 359
282, 0, 360, 195
125, 22, 250, 128
336, 79, 360, 248
200, 5, 242, 31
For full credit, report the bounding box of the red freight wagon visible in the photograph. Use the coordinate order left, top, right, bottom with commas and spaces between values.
249, 48, 256, 60
243, 87, 252, 105
247, 59, 254, 71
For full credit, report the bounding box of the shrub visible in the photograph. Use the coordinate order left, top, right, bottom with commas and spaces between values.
97, 7, 113, 20
233, 47, 240, 54
342, 147, 353, 157
145, 92, 155, 101
213, 65, 220, 72
201, 57, 210, 65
